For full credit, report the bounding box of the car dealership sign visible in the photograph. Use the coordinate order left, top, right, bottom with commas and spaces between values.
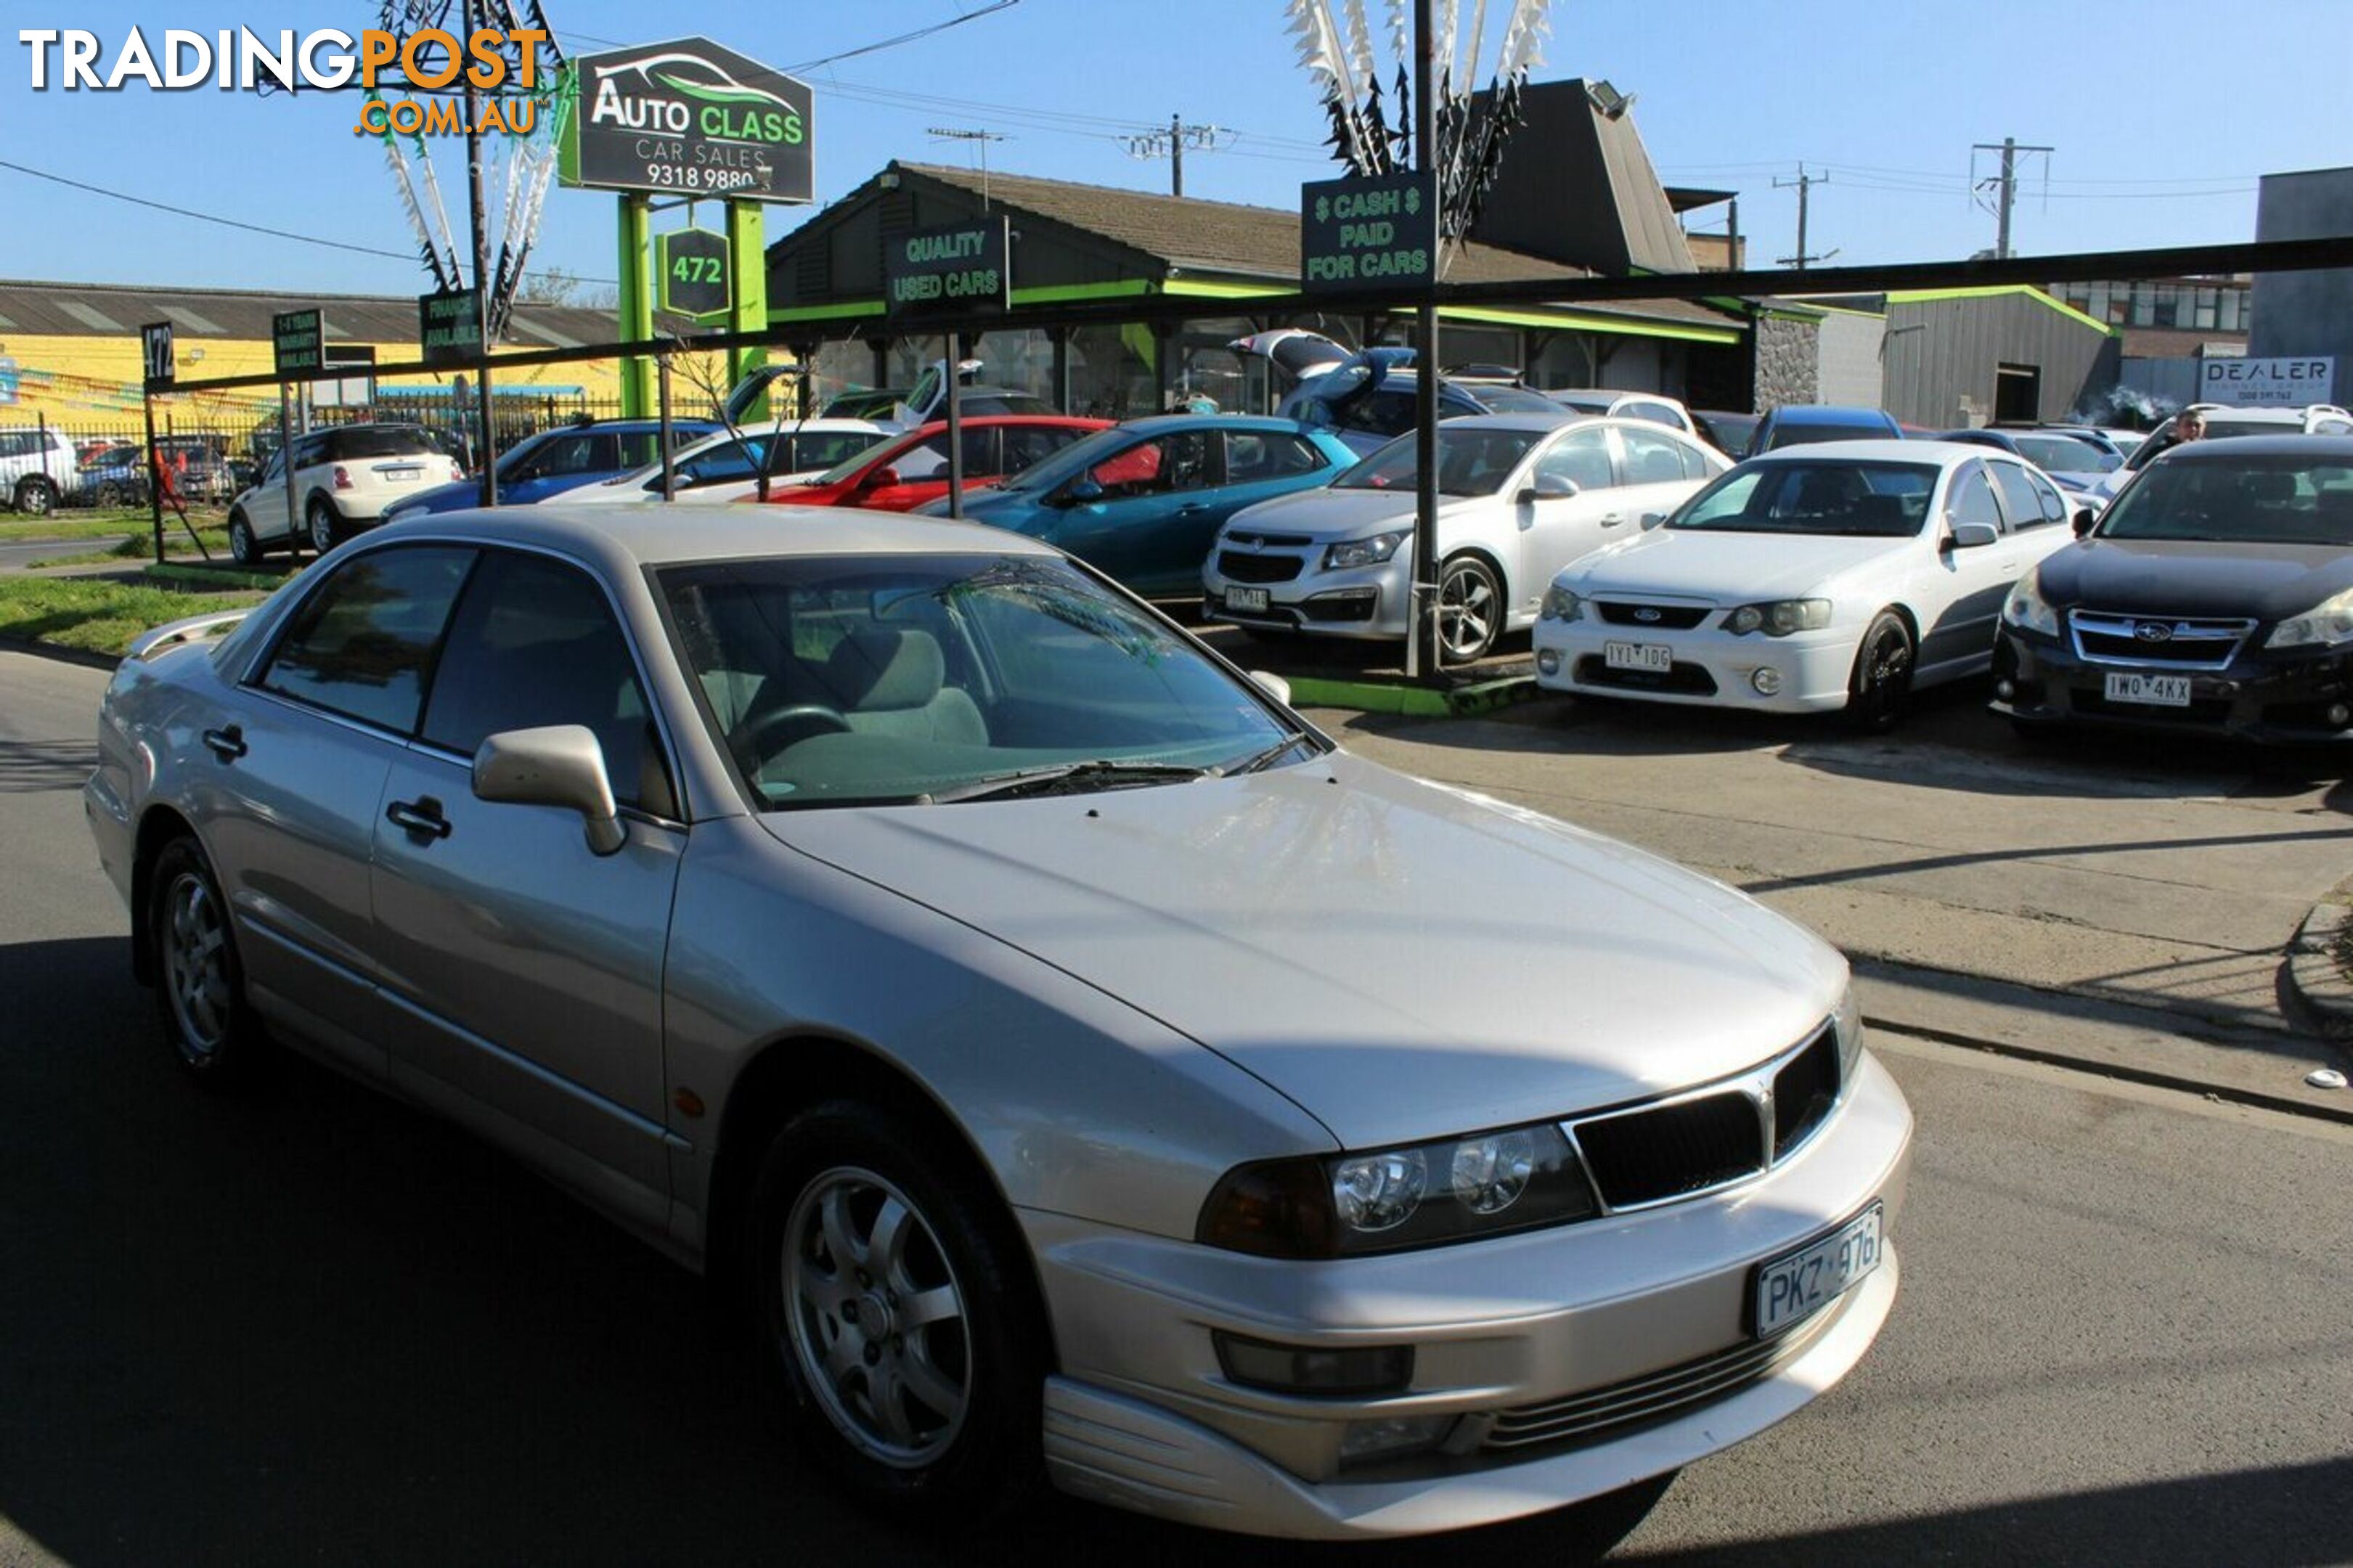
560, 38, 812, 203
1300, 171, 1438, 295
2200, 356, 2336, 407
884, 219, 1011, 319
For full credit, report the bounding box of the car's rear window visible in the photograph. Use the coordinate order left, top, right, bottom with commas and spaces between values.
335, 428, 439, 460
1765, 421, 1892, 449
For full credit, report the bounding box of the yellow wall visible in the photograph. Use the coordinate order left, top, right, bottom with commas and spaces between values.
0, 332, 627, 437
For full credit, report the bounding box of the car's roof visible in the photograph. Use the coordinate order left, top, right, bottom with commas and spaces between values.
1751, 438, 1973, 465
381, 499, 1067, 573
1767, 406, 1896, 423
2163, 433, 2353, 460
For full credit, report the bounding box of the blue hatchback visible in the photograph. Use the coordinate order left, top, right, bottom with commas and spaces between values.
938, 416, 1359, 597
386, 418, 719, 518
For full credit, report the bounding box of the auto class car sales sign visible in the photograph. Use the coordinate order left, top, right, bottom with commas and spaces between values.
558, 37, 812, 201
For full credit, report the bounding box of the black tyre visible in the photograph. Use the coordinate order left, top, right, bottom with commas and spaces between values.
15, 475, 55, 517
306, 496, 342, 554
1436, 552, 1505, 663
1845, 611, 1915, 732
748, 1100, 1045, 1519
227, 512, 264, 567
94, 481, 125, 508
147, 836, 264, 1083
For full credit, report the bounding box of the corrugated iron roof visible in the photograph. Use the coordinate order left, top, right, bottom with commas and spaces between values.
0, 278, 616, 348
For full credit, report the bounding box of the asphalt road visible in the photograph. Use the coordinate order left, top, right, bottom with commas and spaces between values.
4, 648, 2350, 1566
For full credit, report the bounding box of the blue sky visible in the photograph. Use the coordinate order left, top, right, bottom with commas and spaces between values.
7, 0, 2350, 298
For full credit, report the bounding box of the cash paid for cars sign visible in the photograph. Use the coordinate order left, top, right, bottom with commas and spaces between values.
559, 38, 812, 203
884, 219, 1011, 319
1300, 171, 1438, 295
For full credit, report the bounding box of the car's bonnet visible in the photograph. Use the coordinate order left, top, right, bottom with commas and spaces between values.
764, 754, 1843, 1150
1225, 486, 1480, 542
2039, 536, 2353, 621
1563, 527, 1915, 605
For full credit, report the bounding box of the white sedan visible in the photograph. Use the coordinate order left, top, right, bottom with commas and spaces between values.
560, 419, 889, 506
1533, 440, 2080, 728
1204, 415, 1728, 662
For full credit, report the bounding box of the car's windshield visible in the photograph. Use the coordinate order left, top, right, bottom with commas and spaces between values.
661, 553, 1306, 809
2011, 433, 2114, 473
1336, 428, 1543, 497
1668, 461, 1939, 536
2095, 456, 2353, 545
813, 436, 915, 486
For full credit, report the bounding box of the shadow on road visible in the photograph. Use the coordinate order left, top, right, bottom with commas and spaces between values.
0, 737, 97, 793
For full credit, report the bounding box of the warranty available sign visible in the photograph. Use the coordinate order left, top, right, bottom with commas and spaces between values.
559, 38, 812, 203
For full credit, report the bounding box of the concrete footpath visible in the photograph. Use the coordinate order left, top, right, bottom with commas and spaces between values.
1319, 693, 2353, 1116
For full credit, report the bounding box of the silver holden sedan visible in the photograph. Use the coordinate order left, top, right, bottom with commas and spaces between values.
86, 504, 1912, 1543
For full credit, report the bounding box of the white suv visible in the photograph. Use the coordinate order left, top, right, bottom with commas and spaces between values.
0, 426, 83, 516
227, 424, 461, 561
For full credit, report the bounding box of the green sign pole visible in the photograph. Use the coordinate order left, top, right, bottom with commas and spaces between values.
618, 193, 653, 417
727, 200, 770, 420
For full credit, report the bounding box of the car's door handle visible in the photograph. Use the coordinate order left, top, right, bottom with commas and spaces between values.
201, 725, 246, 761
1175, 503, 1207, 515
385, 796, 452, 841
1601, 513, 1626, 526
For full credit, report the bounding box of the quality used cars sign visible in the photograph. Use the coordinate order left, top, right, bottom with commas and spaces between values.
558, 37, 812, 203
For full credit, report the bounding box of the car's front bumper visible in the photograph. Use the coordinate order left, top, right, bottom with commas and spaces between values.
1992, 626, 2353, 743
1022, 1052, 1913, 1539
1202, 551, 1409, 640
1532, 616, 1860, 714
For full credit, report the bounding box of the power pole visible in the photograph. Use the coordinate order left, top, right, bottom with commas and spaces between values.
1973, 137, 2054, 260
926, 126, 1009, 207
1774, 165, 1833, 270
1121, 117, 1223, 197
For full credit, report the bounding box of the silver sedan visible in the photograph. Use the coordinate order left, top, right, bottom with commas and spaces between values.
86, 502, 1911, 1542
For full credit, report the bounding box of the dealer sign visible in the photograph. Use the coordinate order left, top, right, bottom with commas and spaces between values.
559, 38, 812, 203
2200, 356, 2336, 407
884, 219, 1011, 319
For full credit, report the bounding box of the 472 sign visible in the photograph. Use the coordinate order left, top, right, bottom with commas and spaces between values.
140, 320, 176, 392
658, 228, 732, 322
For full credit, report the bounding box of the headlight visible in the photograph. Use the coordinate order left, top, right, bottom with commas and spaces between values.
2002, 570, 2060, 637
1323, 531, 1406, 571
1540, 584, 1584, 622
1198, 1122, 1599, 1258
1832, 985, 1864, 1081
1724, 598, 1832, 637
2267, 586, 2353, 649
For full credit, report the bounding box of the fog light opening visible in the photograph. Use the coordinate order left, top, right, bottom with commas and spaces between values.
1338, 1414, 1458, 1467
1996, 678, 2016, 701
2330, 703, 2352, 729
1750, 667, 1784, 697
1536, 648, 1561, 677
1213, 1332, 1414, 1396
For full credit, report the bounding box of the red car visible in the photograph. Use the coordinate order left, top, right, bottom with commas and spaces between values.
760, 415, 1112, 511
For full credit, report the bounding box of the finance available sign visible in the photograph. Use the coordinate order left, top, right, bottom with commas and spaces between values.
418, 287, 483, 369
884, 219, 1011, 318
1300, 171, 1438, 295
2199, 356, 2336, 408
560, 38, 812, 203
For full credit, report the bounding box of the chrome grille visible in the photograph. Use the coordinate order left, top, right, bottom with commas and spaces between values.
1482, 1297, 1843, 1453
2069, 611, 2254, 671
1562, 1021, 1839, 1214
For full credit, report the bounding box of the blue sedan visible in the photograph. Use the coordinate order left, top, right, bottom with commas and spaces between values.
386, 417, 719, 518
938, 415, 1358, 597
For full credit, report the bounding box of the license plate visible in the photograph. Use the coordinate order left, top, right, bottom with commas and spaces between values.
1753, 1203, 1883, 1339
2104, 672, 2190, 707
380, 465, 425, 482
1226, 587, 1271, 613
1604, 640, 1673, 672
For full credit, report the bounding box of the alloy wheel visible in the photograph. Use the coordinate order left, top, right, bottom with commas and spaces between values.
1437, 558, 1501, 662
160, 871, 232, 1057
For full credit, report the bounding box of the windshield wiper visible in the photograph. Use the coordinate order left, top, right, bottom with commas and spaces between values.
923, 759, 1213, 804
1214, 731, 1315, 777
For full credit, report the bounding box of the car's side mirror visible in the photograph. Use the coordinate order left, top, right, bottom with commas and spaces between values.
1518, 476, 1577, 504
472, 725, 625, 857
1946, 521, 2000, 550
1639, 511, 1667, 531
1064, 477, 1106, 505
2072, 507, 2097, 538
861, 466, 902, 490
1247, 670, 1292, 707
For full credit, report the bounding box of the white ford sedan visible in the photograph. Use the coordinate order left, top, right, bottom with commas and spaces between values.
1204, 415, 1727, 662
87, 503, 1908, 1543
1533, 440, 2079, 728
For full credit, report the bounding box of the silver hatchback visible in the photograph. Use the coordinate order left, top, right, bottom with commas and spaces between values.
87, 503, 1910, 1542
